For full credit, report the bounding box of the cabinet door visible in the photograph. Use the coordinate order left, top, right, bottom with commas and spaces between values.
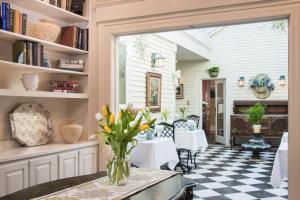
29, 155, 58, 186
79, 146, 98, 176
58, 150, 78, 179
0, 160, 28, 197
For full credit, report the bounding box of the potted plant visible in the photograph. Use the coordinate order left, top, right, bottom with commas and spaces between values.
96, 105, 156, 186
247, 103, 265, 133
208, 66, 220, 77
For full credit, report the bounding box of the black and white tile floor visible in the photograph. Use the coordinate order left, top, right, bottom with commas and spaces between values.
182, 146, 288, 200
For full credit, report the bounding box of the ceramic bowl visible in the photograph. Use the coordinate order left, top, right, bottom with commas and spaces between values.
29, 19, 61, 42
21, 74, 39, 91
59, 123, 83, 144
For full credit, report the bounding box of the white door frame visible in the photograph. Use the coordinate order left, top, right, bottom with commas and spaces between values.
215, 79, 226, 144
201, 78, 227, 145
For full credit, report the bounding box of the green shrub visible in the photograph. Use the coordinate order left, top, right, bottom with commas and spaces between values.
247, 103, 265, 125
208, 66, 220, 73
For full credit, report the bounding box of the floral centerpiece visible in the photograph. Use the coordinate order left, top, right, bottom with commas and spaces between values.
96, 105, 155, 186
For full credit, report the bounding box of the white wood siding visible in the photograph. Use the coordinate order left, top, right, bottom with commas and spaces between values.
176, 22, 288, 145
120, 34, 177, 117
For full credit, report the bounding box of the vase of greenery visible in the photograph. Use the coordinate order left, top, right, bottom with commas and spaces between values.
208, 66, 220, 77
179, 107, 187, 119
247, 103, 265, 133
96, 105, 155, 186
161, 109, 169, 122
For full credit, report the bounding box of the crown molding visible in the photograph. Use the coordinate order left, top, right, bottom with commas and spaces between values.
95, 0, 145, 7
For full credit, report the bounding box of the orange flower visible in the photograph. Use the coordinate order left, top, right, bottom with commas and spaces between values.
118, 111, 122, 119
104, 126, 112, 133
101, 106, 108, 117
138, 124, 150, 131
109, 114, 115, 124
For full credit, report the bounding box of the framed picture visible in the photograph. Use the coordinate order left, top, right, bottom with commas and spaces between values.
176, 84, 184, 99
146, 72, 162, 112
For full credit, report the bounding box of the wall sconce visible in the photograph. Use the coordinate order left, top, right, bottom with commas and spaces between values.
238, 76, 245, 87
278, 75, 286, 86
151, 53, 164, 68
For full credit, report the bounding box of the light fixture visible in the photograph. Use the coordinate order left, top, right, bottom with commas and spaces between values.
238, 76, 245, 87
278, 75, 286, 86
151, 53, 164, 68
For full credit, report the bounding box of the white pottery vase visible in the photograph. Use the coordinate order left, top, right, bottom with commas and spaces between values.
21, 74, 39, 91
59, 123, 83, 144
253, 125, 261, 133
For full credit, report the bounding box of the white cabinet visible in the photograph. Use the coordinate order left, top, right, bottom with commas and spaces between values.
58, 150, 78, 179
0, 143, 98, 197
29, 155, 58, 186
0, 160, 28, 197
79, 146, 97, 175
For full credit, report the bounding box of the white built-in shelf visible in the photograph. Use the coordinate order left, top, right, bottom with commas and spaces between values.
0, 60, 88, 76
7, 0, 88, 23
0, 89, 88, 99
0, 29, 88, 54
0, 140, 99, 163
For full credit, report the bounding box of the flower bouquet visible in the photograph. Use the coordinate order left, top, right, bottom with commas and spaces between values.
96, 105, 156, 185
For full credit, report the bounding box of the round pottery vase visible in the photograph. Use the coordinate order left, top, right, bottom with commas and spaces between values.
59, 123, 83, 144
21, 74, 39, 91
29, 19, 61, 42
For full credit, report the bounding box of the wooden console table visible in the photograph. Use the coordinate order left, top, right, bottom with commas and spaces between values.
0, 171, 196, 200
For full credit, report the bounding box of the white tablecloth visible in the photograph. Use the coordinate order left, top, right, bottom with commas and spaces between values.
175, 129, 208, 152
130, 137, 179, 170
271, 132, 288, 187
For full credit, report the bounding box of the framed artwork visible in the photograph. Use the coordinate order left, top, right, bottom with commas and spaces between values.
146, 72, 162, 112
176, 84, 184, 99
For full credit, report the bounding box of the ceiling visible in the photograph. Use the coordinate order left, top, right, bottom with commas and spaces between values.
176, 45, 207, 62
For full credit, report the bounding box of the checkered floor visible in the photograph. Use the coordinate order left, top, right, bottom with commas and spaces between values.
182, 145, 288, 200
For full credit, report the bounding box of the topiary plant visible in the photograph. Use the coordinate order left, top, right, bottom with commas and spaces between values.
247, 103, 265, 125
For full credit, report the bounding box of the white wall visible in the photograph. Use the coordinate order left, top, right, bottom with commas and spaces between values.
119, 34, 177, 118
176, 22, 288, 145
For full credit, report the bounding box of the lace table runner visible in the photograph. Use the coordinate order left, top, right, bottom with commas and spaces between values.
33, 168, 179, 200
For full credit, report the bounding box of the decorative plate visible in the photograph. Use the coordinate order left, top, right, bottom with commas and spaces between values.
9, 103, 53, 147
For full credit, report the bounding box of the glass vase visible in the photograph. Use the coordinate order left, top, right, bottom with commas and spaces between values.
107, 156, 130, 186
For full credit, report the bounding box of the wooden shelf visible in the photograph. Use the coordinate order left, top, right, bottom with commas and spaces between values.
0, 29, 88, 54
0, 89, 88, 99
7, 0, 88, 23
0, 60, 88, 76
